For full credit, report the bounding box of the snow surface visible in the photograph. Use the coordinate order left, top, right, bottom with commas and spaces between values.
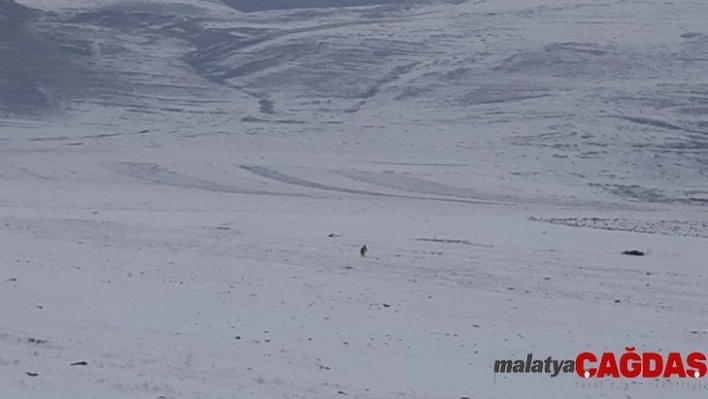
1, 0, 708, 398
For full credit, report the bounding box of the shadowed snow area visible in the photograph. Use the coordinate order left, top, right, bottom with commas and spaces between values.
2, 0, 708, 398
0, 0, 63, 113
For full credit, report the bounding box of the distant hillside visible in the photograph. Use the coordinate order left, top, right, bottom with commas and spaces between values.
0, 1, 42, 114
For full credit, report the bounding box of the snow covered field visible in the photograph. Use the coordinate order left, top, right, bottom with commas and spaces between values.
2, 0, 708, 398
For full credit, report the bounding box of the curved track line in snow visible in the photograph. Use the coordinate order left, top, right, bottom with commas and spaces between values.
106, 162, 301, 196
238, 165, 500, 205
335, 170, 629, 209
335, 170, 515, 202
240, 165, 389, 196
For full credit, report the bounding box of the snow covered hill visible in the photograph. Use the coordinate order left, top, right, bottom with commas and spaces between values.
1, 0, 708, 398
3, 0, 708, 204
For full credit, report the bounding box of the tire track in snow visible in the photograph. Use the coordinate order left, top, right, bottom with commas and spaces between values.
105, 162, 302, 196
336, 170, 515, 202
238, 165, 500, 205
336, 170, 621, 208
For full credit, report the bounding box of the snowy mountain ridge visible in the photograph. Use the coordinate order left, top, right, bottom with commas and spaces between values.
1, 1, 708, 398
2, 0, 708, 205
